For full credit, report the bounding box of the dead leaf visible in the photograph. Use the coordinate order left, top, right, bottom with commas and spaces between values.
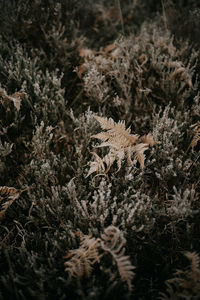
10, 97, 21, 111
0, 186, 24, 222
190, 122, 200, 149
105, 44, 116, 54
138, 53, 148, 66
10, 92, 25, 111
0, 88, 25, 111
79, 48, 94, 59
77, 64, 85, 79
171, 67, 185, 79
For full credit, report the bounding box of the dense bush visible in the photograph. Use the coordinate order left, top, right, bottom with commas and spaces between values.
0, 1, 200, 299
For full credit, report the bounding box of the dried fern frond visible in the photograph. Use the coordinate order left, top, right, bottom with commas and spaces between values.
101, 226, 135, 291
0, 186, 23, 222
185, 251, 200, 274
0, 186, 20, 197
91, 132, 111, 142
64, 226, 135, 291
160, 252, 200, 299
190, 121, 200, 149
87, 115, 155, 176
140, 134, 157, 147
133, 143, 149, 169
86, 152, 105, 177
94, 116, 128, 135
103, 151, 116, 173
101, 226, 125, 249
64, 234, 101, 279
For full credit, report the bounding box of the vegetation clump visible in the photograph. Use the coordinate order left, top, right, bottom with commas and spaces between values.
0, 1, 200, 299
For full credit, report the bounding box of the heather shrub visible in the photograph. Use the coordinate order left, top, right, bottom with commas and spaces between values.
81, 22, 198, 121
0, 1, 200, 300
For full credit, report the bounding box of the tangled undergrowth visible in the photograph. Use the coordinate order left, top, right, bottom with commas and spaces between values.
0, 0, 200, 299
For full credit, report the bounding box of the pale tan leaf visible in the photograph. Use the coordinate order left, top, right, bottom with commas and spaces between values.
101, 226, 135, 291
108, 121, 128, 136
94, 116, 130, 137
105, 43, 116, 54
110, 47, 121, 59
185, 252, 200, 273
140, 134, 156, 146
103, 151, 116, 173
190, 122, 200, 149
138, 53, 148, 66
0, 186, 23, 222
117, 255, 135, 291
87, 115, 153, 176
11, 92, 26, 99
64, 234, 101, 279
77, 64, 85, 79
133, 143, 149, 169
94, 115, 116, 130
122, 134, 139, 146
79, 48, 94, 59
171, 67, 185, 79
116, 149, 125, 172
134, 152, 145, 169
10, 97, 21, 111
0, 88, 25, 111
0, 186, 19, 197
86, 152, 105, 177
125, 147, 133, 165
11, 92, 25, 111
91, 132, 110, 141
